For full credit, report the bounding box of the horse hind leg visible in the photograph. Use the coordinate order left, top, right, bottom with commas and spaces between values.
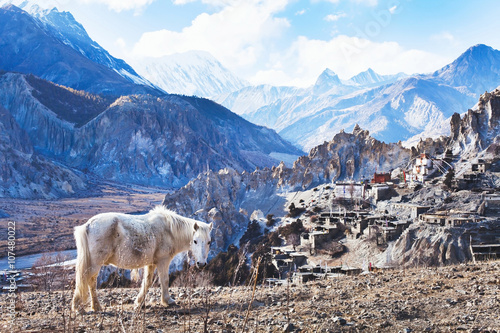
135, 265, 155, 308
72, 266, 91, 314
89, 272, 102, 312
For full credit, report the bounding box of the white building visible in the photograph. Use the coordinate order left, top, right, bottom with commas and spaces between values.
334, 182, 366, 199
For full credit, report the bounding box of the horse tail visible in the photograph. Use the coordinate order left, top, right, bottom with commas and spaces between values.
72, 224, 91, 311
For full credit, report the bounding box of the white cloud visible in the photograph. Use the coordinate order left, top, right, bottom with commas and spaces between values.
431, 31, 455, 43
114, 37, 127, 50
78, 0, 156, 12
389, 5, 397, 14
315, 0, 340, 3
295, 9, 306, 15
173, 0, 272, 7
249, 35, 449, 87
324, 12, 347, 22
132, 0, 290, 73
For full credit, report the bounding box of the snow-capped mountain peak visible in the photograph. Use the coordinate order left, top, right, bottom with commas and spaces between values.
347, 68, 383, 86
432, 44, 500, 95
131, 50, 249, 98
314, 68, 342, 86
0, 0, 58, 13
345, 68, 406, 87
0, 0, 155, 90
313, 68, 345, 95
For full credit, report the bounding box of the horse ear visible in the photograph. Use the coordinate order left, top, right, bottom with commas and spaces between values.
194, 222, 199, 231
209, 222, 213, 231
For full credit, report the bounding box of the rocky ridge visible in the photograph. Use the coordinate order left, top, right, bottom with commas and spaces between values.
449, 87, 500, 158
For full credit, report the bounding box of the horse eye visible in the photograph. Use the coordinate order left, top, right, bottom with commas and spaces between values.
194, 240, 197, 244
208, 241, 211, 245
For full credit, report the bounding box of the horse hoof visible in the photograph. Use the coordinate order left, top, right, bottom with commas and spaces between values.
160, 298, 176, 307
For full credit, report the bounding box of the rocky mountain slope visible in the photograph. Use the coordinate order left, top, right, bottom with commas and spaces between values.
0, 71, 302, 195
216, 45, 500, 150
372, 88, 500, 268
132, 51, 248, 98
0, 4, 159, 96
0, 103, 86, 199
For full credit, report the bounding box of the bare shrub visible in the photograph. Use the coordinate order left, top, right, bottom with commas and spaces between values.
317, 241, 345, 258
30, 252, 72, 292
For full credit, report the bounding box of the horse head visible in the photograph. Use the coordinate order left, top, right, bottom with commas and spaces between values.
191, 222, 213, 268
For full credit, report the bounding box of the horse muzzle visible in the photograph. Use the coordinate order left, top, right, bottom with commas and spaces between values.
196, 262, 207, 268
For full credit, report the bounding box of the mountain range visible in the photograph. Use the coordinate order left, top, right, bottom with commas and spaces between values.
165, 87, 500, 251
215, 45, 500, 150
0, 70, 302, 196
5, 0, 498, 154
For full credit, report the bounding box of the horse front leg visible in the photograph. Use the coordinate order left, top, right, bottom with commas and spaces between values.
135, 265, 155, 308
157, 259, 175, 306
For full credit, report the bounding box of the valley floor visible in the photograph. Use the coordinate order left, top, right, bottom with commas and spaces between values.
1, 261, 499, 332
0, 182, 168, 257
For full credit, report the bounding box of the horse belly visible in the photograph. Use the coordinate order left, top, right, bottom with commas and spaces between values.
108, 246, 156, 269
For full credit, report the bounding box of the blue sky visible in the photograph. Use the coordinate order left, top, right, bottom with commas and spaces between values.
24, 0, 500, 86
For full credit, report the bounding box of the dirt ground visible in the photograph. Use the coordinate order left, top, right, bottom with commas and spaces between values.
1, 261, 499, 332
0, 182, 168, 257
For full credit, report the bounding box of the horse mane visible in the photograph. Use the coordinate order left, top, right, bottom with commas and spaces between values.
149, 206, 208, 242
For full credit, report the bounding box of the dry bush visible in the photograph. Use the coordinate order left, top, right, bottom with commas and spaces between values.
30, 252, 72, 292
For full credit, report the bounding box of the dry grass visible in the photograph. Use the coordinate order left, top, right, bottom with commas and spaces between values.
1, 260, 499, 332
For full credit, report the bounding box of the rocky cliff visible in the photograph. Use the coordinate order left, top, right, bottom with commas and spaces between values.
0, 104, 86, 198
449, 87, 500, 158
285, 125, 412, 189
386, 220, 500, 268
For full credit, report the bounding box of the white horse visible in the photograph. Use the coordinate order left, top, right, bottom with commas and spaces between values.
71, 206, 212, 313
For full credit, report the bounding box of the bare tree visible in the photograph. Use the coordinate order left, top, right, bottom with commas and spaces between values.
287, 234, 300, 251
